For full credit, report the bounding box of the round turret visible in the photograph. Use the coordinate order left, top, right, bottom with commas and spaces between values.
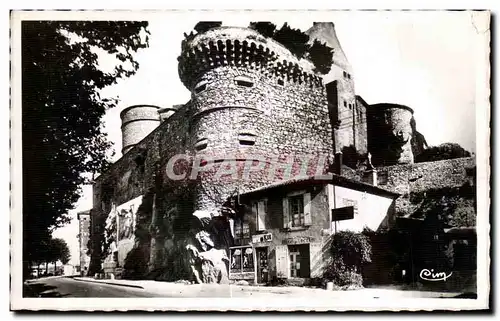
178, 27, 335, 210
367, 103, 415, 165
120, 105, 161, 155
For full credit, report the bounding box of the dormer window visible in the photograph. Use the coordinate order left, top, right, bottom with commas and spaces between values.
235, 75, 254, 88
195, 138, 208, 151
194, 80, 208, 94
238, 132, 256, 146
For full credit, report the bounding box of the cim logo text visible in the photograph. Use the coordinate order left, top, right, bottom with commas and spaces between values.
419, 269, 453, 282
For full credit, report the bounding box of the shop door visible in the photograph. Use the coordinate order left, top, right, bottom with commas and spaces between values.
256, 247, 269, 284
289, 245, 310, 278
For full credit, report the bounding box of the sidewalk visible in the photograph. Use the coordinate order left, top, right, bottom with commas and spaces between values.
71, 277, 465, 299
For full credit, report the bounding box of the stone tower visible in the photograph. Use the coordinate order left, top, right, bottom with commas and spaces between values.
178, 27, 335, 210
306, 22, 367, 156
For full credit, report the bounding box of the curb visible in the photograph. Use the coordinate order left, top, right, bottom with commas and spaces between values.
72, 277, 144, 289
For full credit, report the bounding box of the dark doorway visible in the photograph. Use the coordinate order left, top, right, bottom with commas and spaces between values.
288, 244, 310, 278
256, 247, 269, 284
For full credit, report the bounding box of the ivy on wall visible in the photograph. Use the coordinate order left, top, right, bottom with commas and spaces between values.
409, 182, 476, 227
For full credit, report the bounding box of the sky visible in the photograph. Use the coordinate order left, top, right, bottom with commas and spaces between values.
52, 11, 487, 266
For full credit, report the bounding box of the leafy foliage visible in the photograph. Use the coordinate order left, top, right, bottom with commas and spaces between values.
31, 237, 71, 266
248, 21, 277, 38
22, 21, 149, 278
194, 21, 222, 34
415, 143, 471, 163
410, 182, 476, 227
249, 22, 335, 74
50, 238, 71, 265
308, 39, 334, 74
324, 231, 372, 288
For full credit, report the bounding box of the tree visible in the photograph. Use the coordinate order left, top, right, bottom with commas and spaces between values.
324, 231, 372, 289
22, 21, 150, 279
415, 143, 471, 163
194, 21, 222, 34
248, 22, 335, 74
249, 21, 277, 38
51, 238, 71, 265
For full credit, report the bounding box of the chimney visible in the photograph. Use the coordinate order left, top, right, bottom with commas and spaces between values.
364, 169, 378, 187
363, 153, 378, 186
334, 152, 343, 175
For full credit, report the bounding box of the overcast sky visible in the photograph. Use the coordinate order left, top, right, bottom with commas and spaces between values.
53, 11, 487, 266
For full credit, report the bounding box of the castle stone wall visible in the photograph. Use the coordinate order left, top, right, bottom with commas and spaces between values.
120, 105, 161, 155
367, 104, 415, 166
376, 157, 476, 216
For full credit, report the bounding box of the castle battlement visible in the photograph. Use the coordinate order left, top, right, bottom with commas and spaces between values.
178, 27, 323, 90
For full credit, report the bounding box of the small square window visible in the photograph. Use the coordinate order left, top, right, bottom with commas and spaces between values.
238, 133, 256, 146
195, 138, 208, 151
194, 81, 208, 94
235, 75, 254, 88
277, 78, 284, 86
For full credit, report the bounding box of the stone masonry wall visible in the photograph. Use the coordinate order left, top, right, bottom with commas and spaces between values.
91, 26, 337, 281
181, 28, 335, 210
375, 157, 476, 216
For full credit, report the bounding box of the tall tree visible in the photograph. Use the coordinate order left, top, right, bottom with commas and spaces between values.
22, 21, 150, 279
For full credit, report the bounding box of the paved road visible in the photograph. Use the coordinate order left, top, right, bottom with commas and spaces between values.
23, 277, 279, 298
24, 276, 472, 299
24, 277, 164, 298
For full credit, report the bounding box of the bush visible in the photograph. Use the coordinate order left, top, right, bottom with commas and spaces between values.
415, 143, 471, 163
324, 231, 372, 288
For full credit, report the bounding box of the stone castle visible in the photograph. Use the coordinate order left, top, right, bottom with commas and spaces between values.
87, 23, 475, 285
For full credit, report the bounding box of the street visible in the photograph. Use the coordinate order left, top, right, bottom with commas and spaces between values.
23, 276, 472, 299
23, 277, 159, 298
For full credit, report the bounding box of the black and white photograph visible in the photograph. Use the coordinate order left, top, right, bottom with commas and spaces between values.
9, 9, 490, 311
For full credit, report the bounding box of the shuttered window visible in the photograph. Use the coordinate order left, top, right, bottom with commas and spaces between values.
283, 192, 312, 228
254, 199, 267, 231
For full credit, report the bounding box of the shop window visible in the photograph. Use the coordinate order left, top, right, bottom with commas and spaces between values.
230, 247, 255, 274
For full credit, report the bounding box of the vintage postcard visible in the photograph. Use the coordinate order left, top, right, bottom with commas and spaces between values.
10, 9, 491, 311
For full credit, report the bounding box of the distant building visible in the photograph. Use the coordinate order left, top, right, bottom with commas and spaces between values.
77, 210, 91, 276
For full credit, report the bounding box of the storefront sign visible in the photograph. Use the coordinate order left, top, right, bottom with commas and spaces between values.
284, 236, 314, 245
252, 233, 272, 244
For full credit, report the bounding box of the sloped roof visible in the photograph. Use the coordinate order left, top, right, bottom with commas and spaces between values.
238, 173, 399, 199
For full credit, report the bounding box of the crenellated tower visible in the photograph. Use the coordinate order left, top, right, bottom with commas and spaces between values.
178, 27, 335, 210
